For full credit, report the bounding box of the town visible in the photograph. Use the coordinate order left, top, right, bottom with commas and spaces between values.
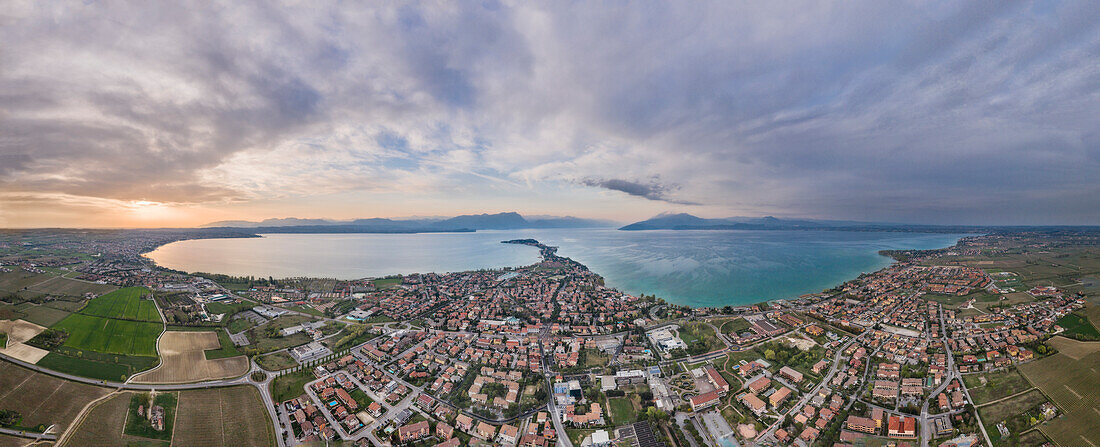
1, 229, 1098, 447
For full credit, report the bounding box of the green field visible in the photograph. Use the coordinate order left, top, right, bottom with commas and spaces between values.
52, 313, 162, 356
270, 370, 314, 403
16, 303, 72, 326
372, 277, 402, 289
205, 329, 243, 360
79, 287, 161, 322
977, 389, 1049, 446
36, 352, 133, 381
718, 317, 751, 336
125, 392, 177, 441
1055, 311, 1100, 341
607, 397, 637, 424
964, 367, 1034, 405
256, 352, 298, 371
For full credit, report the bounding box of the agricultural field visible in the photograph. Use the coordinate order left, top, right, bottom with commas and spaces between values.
0, 319, 49, 363
78, 287, 161, 322
173, 386, 275, 447
0, 360, 111, 433
963, 367, 1034, 405
58, 391, 169, 447
130, 331, 248, 384
0, 270, 117, 299
977, 389, 1049, 444
1055, 310, 1100, 341
1017, 336, 1100, 447
52, 313, 162, 356
14, 302, 71, 326
256, 351, 298, 371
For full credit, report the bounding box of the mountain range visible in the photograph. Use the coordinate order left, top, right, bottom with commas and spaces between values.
201, 212, 616, 233
618, 213, 920, 231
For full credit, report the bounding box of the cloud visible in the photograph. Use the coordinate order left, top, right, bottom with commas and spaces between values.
579, 178, 699, 205
2, 1, 1100, 226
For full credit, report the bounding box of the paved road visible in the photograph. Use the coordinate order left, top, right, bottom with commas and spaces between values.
0, 426, 57, 442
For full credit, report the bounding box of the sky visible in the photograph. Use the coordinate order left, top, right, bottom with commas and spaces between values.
2, 1, 1100, 228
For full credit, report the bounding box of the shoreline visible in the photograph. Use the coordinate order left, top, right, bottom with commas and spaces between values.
140, 230, 975, 310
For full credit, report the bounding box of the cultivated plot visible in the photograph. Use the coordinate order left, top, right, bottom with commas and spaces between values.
0, 360, 111, 433
130, 331, 249, 384
173, 386, 275, 447
0, 319, 49, 363
1018, 336, 1100, 447
52, 314, 162, 357
57, 391, 168, 447
79, 287, 161, 322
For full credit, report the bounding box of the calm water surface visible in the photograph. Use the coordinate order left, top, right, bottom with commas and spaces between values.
147, 229, 969, 307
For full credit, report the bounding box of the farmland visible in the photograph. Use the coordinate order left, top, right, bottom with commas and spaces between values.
131, 331, 248, 384
0, 360, 111, 433
173, 386, 275, 447
0, 319, 49, 363
78, 287, 161, 322
1017, 336, 1100, 447
977, 389, 1049, 445
14, 302, 72, 326
0, 270, 117, 300
58, 391, 169, 447
52, 313, 162, 356
963, 367, 1033, 405
1054, 310, 1100, 341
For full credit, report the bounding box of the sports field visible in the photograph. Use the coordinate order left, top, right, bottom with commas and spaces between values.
1018, 336, 1100, 447
52, 313, 162, 356
130, 331, 248, 384
78, 287, 161, 322
174, 386, 275, 447
0, 360, 111, 433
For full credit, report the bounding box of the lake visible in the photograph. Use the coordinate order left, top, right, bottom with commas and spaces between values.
146, 229, 969, 307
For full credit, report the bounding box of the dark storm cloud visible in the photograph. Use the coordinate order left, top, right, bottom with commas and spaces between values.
2, 1, 1100, 225
579, 178, 698, 205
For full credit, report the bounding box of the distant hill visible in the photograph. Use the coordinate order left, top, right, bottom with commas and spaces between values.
620, 213, 887, 231
201, 213, 617, 233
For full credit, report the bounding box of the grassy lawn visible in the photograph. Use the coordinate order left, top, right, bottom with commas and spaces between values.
964, 367, 1033, 405
718, 317, 751, 336
125, 392, 177, 441
270, 370, 315, 403
566, 429, 594, 447
204, 329, 243, 360
372, 277, 402, 289
678, 321, 723, 353
226, 317, 256, 334
256, 352, 298, 371
607, 397, 636, 424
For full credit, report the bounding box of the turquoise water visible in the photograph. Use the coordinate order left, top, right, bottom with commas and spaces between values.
147, 228, 968, 307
